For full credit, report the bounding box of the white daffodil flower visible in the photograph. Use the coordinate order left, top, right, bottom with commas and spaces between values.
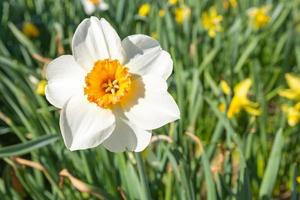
80, 0, 109, 15
45, 17, 180, 152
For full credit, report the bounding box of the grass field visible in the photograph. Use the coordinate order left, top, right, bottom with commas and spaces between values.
0, 0, 300, 199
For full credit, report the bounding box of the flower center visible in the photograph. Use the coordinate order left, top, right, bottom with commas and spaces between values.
102, 79, 119, 95
88, 0, 101, 5
84, 59, 131, 109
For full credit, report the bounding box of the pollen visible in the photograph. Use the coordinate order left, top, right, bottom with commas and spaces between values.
84, 59, 131, 109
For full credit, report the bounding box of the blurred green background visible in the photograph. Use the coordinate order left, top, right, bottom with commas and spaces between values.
0, 0, 300, 199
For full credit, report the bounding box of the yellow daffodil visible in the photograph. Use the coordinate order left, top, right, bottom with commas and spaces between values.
227, 78, 260, 118
223, 0, 238, 10
138, 3, 151, 17
36, 80, 47, 96
159, 9, 166, 17
279, 73, 300, 101
220, 80, 231, 95
230, 0, 238, 8
22, 22, 40, 38
247, 5, 271, 29
297, 176, 300, 184
201, 7, 223, 38
45, 17, 179, 151
168, 0, 178, 5
279, 74, 300, 126
282, 103, 300, 126
174, 6, 191, 24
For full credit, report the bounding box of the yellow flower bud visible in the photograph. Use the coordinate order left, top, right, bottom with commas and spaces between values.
36, 80, 47, 96
138, 3, 151, 17
22, 22, 40, 38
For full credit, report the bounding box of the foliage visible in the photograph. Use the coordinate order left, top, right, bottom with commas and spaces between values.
0, 0, 300, 199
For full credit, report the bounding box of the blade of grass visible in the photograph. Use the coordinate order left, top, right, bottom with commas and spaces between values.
201, 150, 217, 200
0, 135, 59, 157
135, 153, 152, 200
259, 128, 284, 198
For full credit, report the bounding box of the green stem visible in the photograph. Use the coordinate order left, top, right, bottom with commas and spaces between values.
135, 153, 151, 200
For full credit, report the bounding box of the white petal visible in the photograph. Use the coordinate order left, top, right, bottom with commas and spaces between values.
72, 17, 124, 71
103, 117, 151, 152
123, 75, 180, 130
80, 0, 96, 15
122, 34, 173, 80
45, 55, 85, 108
60, 94, 116, 151
98, 1, 109, 10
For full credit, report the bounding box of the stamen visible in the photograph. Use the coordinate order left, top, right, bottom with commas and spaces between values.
102, 78, 121, 94
111, 88, 115, 95
112, 80, 118, 85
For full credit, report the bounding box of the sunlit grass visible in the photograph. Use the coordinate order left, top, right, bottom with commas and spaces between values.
0, 0, 300, 199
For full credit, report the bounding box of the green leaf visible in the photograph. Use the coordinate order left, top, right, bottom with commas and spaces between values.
259, 129, 284, 198
0, 135, 59, 158
291, 163, 298, 200
202, 151, 217, 200
234, 38, 259, 72
199, 45, 220, 74
135, 153, 152, 200
236, 168, 252, 200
